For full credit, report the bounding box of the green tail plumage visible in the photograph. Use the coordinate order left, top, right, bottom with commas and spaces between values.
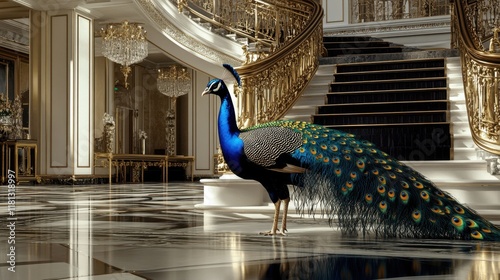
254, 120, 500, 241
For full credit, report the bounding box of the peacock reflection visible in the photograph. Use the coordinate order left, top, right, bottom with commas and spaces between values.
223, 236, 500, 280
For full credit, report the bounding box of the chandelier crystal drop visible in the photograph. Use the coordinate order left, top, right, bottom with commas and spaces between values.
100, 20, 148, 88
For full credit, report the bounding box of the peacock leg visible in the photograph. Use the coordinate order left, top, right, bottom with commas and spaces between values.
281, 198, 290, 234
260, 200, 286, 236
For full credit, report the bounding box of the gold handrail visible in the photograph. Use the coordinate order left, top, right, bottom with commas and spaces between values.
178, 0, 323, 128
452, 0, 500, 155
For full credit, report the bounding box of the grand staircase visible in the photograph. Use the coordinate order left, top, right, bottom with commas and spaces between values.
315, 57, 450, 160
283, 36, 500, 213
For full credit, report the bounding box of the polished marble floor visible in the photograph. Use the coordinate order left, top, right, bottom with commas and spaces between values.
1, 182, 500, 280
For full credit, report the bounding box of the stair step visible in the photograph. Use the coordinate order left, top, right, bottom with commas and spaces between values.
326, 88, 448, 104
313, 110, 448, 126
323, 36, 380, 42
326, 47, 403, 57
336, 58, 445, 73
324, 41, 392, 49
334, 67, 446, 82
330, 77, 447, 92
318, 100, 448, 114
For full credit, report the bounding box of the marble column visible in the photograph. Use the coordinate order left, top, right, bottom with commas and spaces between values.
30, 10, 94, 176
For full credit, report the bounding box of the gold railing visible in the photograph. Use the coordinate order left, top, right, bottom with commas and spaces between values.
351, 0, 450, 23
452, 0, 500, 155
177, 0, 323, 127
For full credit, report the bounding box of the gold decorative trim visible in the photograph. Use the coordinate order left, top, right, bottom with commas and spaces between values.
133, 0, 242, 66
452, 0, 500, 155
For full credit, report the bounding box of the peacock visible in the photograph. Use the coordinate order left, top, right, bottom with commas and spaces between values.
202, 64, 500, 241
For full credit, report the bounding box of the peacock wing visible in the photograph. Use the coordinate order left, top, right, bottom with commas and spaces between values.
239, 125, 304, 172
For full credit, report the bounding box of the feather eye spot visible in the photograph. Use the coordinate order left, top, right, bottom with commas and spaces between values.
409, 176, 417, 181
346, 181, 354, 190
482, 228, 492, 233
454, 206, 465, 214
344, 155, 351, 161
354, 148, 363, 153
377, 185, 386, 195
339, 141, 346, 145
323, 157, 329, 163
335, 168, 342, 176
401, 181, 409, 189
400, 191, 409, 204
299, 147, 305, 153
413, 182, 424, 189
310, 148, 317, 155
412, 210, 422, 223
379, 201, 388, 213
388, 173, 397, 179
431, 206, 443, 214
331, 145, 339, 152
395, 168, 403, 173
466, 219, 478, 228
341, 186, 348, 195
388, 189, 396, 201
420, 191, 430, 202
378, 176, 386, 185
320, 144, 327, 150
435, 190, 445, 197
372, 169, 379, 175
451, 216, 464, 230
356, 160, 365, 170
310, 140, 316, 145
350, 172, 358, 180
383, 165, 392, 170
471, 231, 484, 240
365, 194, 373, 204
333, 157, 340, 164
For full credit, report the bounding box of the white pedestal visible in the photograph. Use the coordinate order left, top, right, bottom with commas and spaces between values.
198, 173, 270, 207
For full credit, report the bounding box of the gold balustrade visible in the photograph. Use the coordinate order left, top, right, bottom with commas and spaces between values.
452, 0, 500, 155
177, 0, 323, 127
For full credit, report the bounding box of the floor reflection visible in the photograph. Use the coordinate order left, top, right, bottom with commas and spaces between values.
0, 183, 499, 280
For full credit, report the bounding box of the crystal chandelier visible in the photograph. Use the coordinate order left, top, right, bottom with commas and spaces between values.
157, 65, 191, 98
157, 65, 191, 156
100, 21, 148, 89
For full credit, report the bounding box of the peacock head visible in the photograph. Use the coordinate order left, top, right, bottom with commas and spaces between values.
201, 78, 228, 98
202, 64, 241, 98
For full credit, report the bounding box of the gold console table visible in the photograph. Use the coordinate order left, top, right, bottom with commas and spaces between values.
94, 153, 194, 184
2, 139, 38, 184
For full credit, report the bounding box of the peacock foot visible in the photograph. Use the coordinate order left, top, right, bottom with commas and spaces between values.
259, 229, 287, 236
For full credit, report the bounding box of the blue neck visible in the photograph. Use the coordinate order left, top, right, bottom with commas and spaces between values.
218, 91, 240, 138
217, 88, 245, 174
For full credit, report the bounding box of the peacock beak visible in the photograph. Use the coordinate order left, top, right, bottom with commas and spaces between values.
201, 88, 210, 96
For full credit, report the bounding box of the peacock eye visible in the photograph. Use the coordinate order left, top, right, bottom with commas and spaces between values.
212, 81, 222, 92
